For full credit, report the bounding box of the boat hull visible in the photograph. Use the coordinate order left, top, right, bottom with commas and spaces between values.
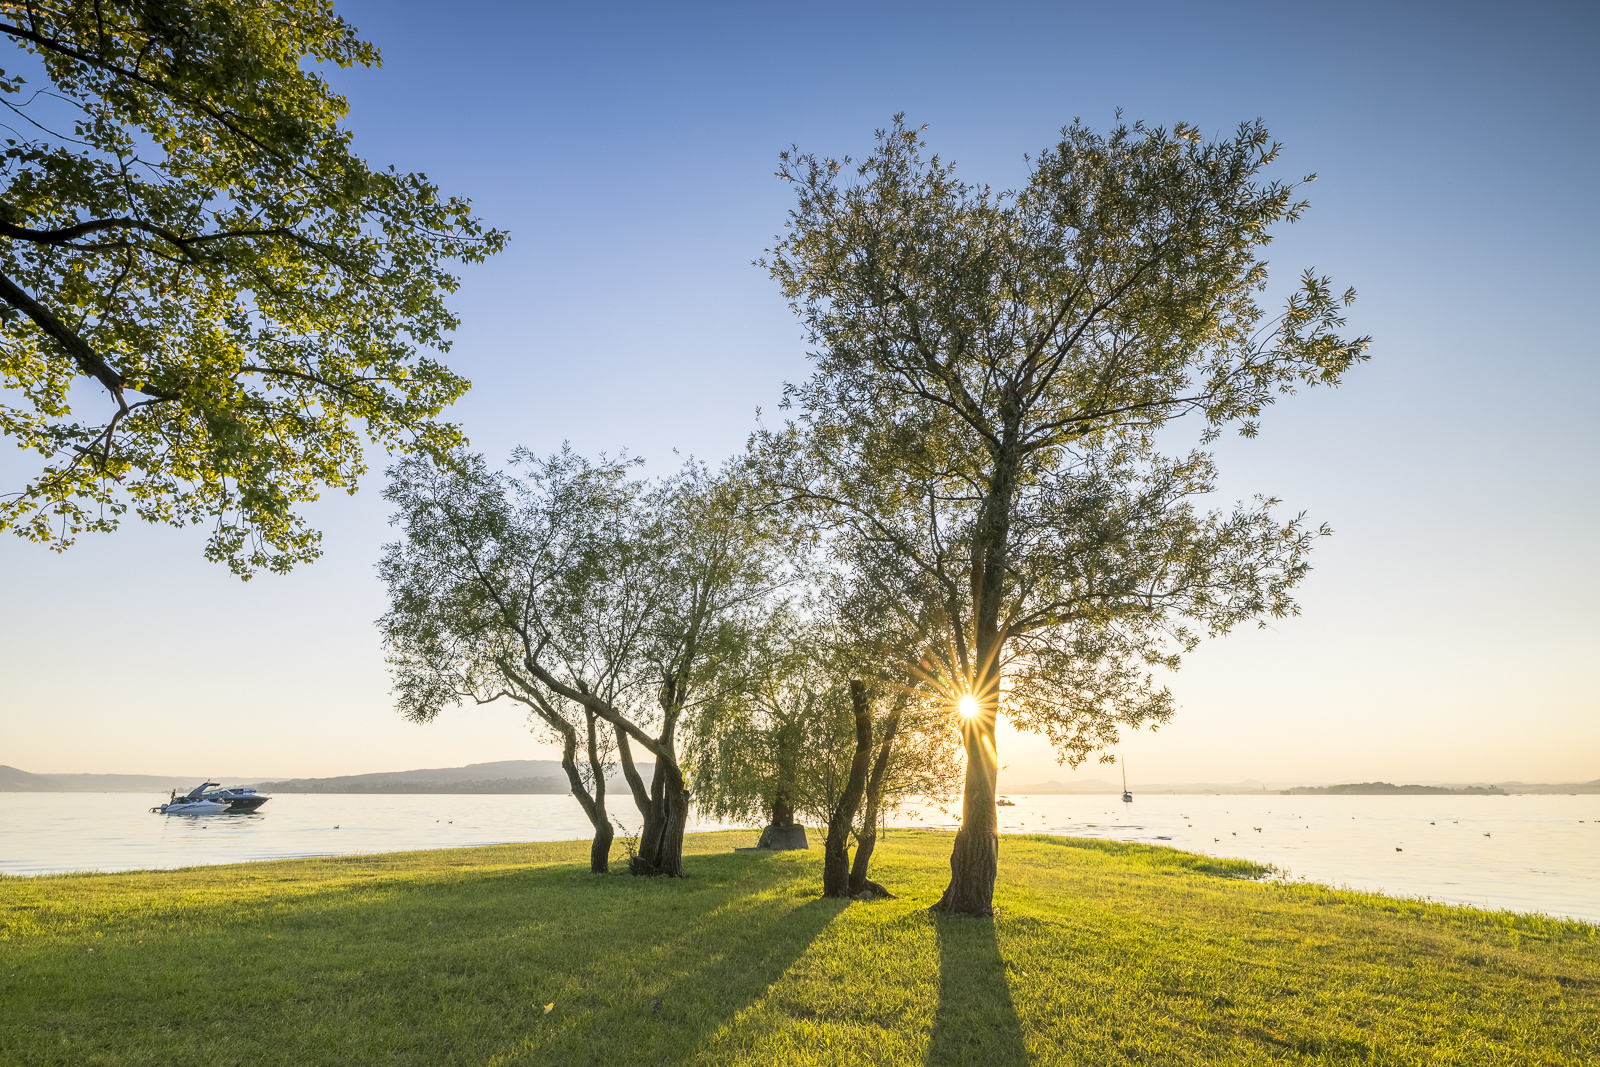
153, 800, 229, 816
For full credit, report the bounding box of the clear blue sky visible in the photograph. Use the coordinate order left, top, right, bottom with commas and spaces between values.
3, 0, 1595, 785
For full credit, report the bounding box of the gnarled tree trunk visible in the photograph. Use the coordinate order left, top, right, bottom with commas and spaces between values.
556, 708, 613, 874
848, 697, 903, 897
616, 724, 689, 877
822, 679, 874, 897
636, 758, 690, 876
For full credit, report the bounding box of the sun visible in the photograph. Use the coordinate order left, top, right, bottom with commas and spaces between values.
957, 694, 980, 718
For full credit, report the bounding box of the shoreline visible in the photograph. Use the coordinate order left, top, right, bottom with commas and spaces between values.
4, 828, 1594, 933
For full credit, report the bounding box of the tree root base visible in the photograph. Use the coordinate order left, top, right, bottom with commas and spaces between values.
627, 857, 684, 878
929, 900, 994, 918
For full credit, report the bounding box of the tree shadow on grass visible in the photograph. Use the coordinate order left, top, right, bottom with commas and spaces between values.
5, 847, 844, 1067
925, 915, 1028, 1067
484, 851, 848, 1066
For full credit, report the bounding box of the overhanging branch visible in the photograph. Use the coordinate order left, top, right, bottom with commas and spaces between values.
0, 268, 169, 402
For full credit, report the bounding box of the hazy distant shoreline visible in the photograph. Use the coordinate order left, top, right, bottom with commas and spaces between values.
1006, 778, 1598, 796
6, 762, 1596, 795
1281, 782, 1505, 796
0, 761, 648, 795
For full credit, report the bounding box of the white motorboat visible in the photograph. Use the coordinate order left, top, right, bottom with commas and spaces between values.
153, 797, 229, 815
152, 781, 233, 815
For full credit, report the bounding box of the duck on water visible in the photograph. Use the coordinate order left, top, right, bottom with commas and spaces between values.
152, 782, 270, 815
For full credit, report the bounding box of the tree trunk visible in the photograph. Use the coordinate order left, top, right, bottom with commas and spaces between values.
757, 719, 807, 849
848, 698, 903, 897
615, 719, 689, 877
634, 758, 689, 877
615, 724, 652, 827
936, 430, 1018, 916
933, 700, 999, 915
823, 679, 874, 898
557, 709, 612, 874
589, 819, 615, 873
771, 791, 794, 827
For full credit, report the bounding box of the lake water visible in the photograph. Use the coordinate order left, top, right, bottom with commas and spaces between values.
2, 791, 1596, 924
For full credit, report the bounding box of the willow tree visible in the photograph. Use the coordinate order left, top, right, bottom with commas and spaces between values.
380, 449, 789, 877
609, 460, 795, 876
760, 116, 1370, 915
379, 449, 645, 873
0, 0, 503, 574
689, 574, 961, 896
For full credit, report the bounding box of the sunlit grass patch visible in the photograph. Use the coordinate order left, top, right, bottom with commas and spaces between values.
1, 829, 1595, 1065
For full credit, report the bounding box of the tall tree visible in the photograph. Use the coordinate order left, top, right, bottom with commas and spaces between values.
601, 460, 792, 875
0, 0, 504, 574
760, 116, 1369, 915
379, 449, 645, 873
380, 449, 789, 878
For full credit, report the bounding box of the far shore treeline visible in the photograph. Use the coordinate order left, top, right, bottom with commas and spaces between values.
9, 763, 1597, 796
1281, 782, 1507, 796
0, 5, 1377, 912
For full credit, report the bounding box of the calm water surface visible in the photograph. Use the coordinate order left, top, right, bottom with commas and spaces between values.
0, 792, 735, 877
899, 792, 1600, 923
2, 791, 1596, 923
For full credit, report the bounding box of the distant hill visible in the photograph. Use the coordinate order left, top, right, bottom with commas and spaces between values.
1494, 780, 1600, 795
10, 761, 1591, 796
250, 760, 651, 794
1282, 782, 1506, 796
0, 765, 257, 792
1005, 777, 1600, 796
0, 765, 51, 790
1, 760, 653, 794
253, 776, 573, 794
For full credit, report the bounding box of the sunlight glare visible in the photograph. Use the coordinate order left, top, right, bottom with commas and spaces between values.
958, 694, 980, 718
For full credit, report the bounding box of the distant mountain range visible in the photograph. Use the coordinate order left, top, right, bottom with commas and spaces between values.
0, 765, 251, 793
252, 760, 651, 794
4, 762, 1594, 795
0, 760, 652, 794
1281, 782, 1508, 796
1002, 777, 1600, 796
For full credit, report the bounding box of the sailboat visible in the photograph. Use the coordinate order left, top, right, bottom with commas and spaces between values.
1121, 756, 1133, 804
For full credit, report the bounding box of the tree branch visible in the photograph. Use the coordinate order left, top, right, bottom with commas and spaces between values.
0, 268, 170, 402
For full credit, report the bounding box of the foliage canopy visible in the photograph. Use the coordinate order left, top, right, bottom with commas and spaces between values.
0, 0, 504, 573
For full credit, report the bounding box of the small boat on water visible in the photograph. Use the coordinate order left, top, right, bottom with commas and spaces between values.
152, 782, 269, 815
1121, 756, 1133, 804
152, 795, 228, 816
204, 786, 270, 813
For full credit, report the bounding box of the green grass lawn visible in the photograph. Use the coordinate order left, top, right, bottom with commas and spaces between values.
2, 830, 1595, 1066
